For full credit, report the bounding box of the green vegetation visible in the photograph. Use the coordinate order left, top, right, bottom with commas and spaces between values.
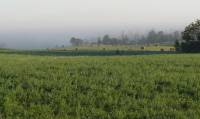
176, 19, 200, 52
0, 53, 200, 118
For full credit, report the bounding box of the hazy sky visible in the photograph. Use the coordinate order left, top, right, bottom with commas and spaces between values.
0, 0, 200, 48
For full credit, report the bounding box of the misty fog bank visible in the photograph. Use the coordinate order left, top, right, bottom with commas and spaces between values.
0, 25, 185, 49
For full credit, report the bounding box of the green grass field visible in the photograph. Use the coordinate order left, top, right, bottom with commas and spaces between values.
0, 53, 200, 119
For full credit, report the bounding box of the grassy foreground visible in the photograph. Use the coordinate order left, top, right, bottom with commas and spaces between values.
0, 54, 200, 118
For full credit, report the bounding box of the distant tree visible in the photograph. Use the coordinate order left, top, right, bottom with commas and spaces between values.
173, 31, 181, 40
70, 37, 83, 46
140, 30, 180, 45
174, 40, 180, 51
102, 35, 111, 45
177, 19, 200, 52
147, 30, 157, 43
132, 32, 142, 42
121, 32, 129, 45
182, 20, 200, 41
97, 37, 101, 46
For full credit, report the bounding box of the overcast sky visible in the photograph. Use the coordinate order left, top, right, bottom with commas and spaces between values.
0, 0, 200, 48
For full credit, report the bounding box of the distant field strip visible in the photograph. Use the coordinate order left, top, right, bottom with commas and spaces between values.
0, 50, 176, 56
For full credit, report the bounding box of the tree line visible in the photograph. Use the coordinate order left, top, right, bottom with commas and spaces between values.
70, 30, 181, 46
